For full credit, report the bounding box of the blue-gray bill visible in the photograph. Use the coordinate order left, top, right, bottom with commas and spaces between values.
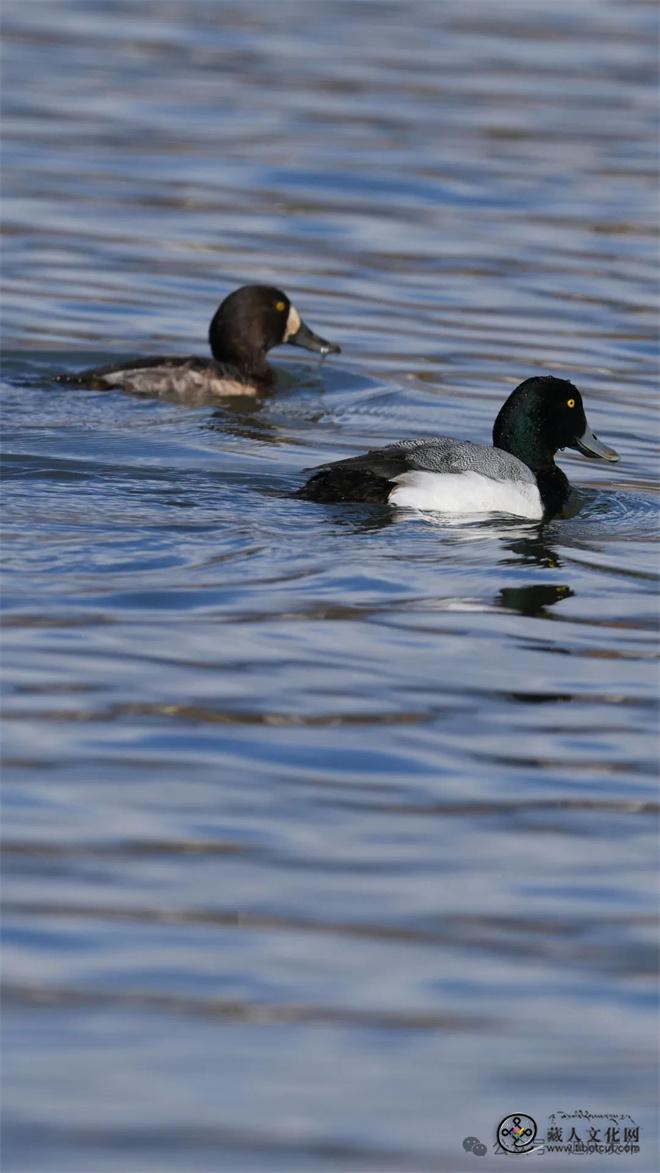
288, 319, 341, 356
572, 424, 619, 462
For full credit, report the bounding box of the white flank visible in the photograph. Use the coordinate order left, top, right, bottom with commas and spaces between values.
388, 470, 543, 519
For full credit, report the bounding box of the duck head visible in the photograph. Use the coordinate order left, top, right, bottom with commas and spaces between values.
493, 376, 619, 471
208, 285, 340, 372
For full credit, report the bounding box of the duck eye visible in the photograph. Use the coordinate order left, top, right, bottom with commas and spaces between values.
275, 301, 286, 312
567, 398, 575, 408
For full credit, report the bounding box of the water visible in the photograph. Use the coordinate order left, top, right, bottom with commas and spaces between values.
1, 1, 658, 1170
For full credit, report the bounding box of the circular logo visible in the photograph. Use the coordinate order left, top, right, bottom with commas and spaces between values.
497, 1114, 538, 1154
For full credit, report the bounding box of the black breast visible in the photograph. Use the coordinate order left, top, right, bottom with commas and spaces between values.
536, 466, 571, 518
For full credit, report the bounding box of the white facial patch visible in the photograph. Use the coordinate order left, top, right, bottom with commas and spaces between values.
284, 304, 301, 340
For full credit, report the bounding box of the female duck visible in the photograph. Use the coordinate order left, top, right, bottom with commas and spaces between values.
300, 376, 619, 520
57, 285, 340, 402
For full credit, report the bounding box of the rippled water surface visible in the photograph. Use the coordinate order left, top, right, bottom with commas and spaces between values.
1, 1, 658, 1170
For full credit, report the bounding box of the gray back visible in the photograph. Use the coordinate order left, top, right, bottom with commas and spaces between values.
388, 437, 535, 483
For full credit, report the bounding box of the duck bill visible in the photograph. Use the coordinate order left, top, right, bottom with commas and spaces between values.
572, 423, 619, 463
287, 319, 341, 357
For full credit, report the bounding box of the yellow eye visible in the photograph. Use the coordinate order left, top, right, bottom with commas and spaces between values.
567, 398, 575, 408
275, 301, 286, 312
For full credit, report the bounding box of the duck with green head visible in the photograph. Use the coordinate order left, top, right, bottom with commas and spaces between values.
300, 376, 619, 520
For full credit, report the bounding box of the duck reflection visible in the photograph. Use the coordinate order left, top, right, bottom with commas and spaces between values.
203, 363, 337, 446
497, 581, 574, 618
500, 527, 563, 569
203, 396, 283, 446
497, 528, 573, 617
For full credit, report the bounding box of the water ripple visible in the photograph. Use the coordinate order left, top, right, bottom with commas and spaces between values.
2, 1, 658, 1170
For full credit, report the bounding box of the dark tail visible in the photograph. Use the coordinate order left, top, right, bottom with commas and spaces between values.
299, 468, 392, 504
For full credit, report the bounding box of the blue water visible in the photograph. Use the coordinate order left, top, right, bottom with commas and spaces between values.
1, 1, 658, 1170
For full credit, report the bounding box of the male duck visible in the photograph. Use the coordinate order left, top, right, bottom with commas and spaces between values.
57, 285, 340, 402
300, 376, 619, 520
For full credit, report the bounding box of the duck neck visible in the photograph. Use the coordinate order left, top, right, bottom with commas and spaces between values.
534, 465, 570, 518
493, 410, 553, 471
213, 340, 273, 383
493, 421, 569, 518
208, 317, 273, 385
228, 348, 273, 385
